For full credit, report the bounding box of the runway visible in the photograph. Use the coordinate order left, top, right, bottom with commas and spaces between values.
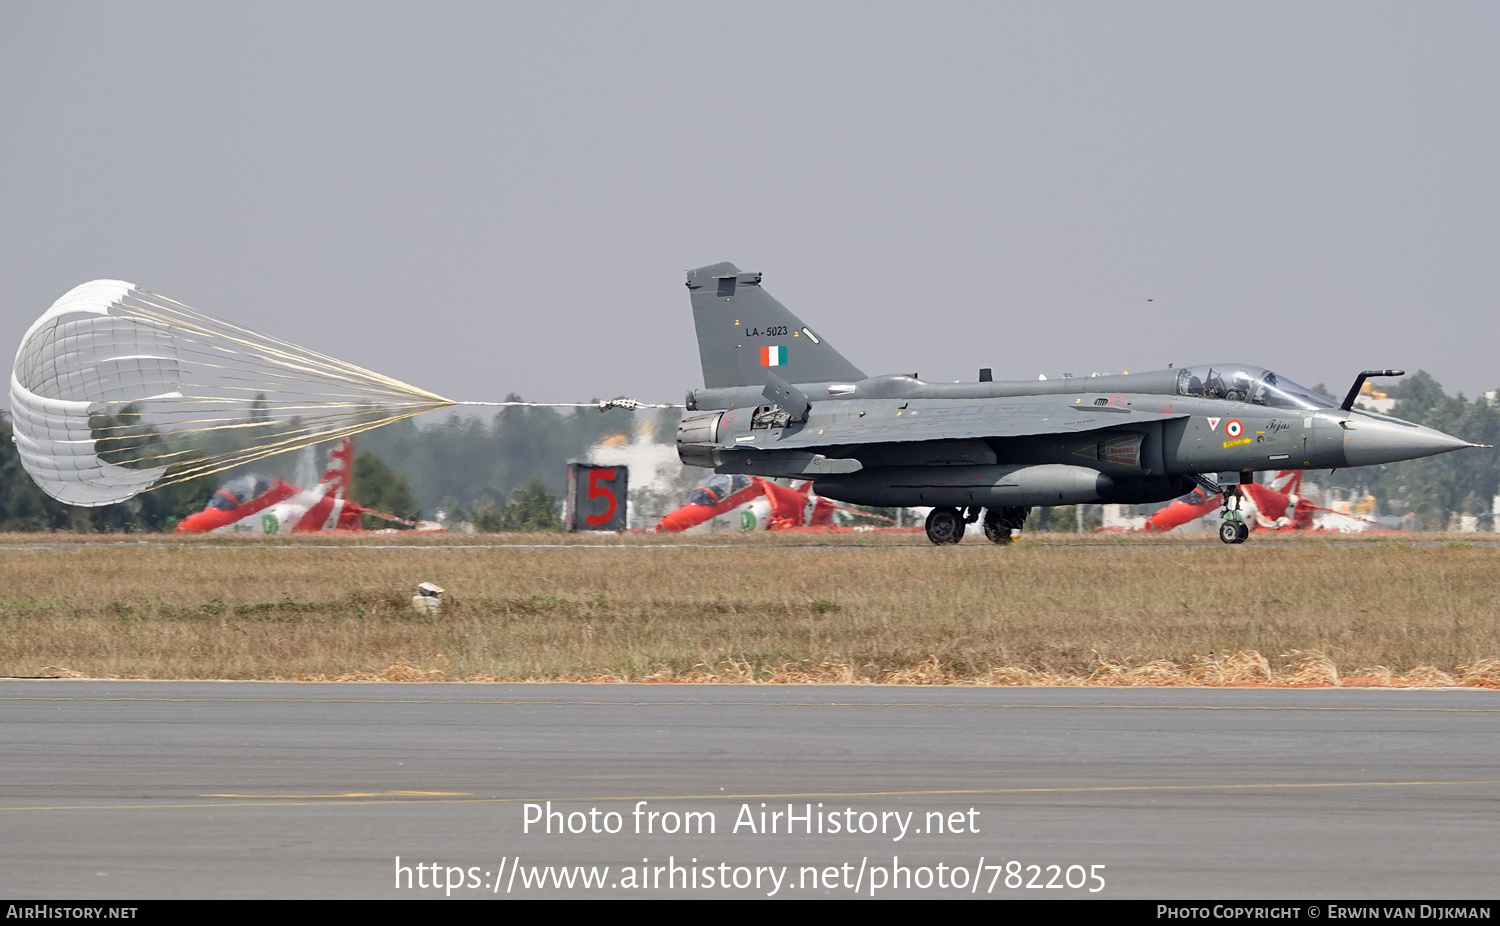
1, 681, 1496, 898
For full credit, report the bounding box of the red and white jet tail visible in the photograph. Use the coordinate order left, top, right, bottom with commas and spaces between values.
287, 437, 362, 532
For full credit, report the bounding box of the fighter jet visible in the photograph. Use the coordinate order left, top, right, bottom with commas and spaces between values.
674, 262, 1480, 545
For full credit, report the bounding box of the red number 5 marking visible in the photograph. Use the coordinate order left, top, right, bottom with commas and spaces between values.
585, 468, 617, 525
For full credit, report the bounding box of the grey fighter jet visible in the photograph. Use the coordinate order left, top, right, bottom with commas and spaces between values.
675, 263, 1480, 545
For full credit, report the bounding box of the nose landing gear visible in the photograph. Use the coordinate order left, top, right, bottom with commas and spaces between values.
1218, 486, 1250, 544
1191, 473, 1252, 544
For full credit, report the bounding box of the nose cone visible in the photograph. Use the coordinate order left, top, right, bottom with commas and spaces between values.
176, 509, 231, 533
655, 505, 710, 532
1341, 414, 1476, 467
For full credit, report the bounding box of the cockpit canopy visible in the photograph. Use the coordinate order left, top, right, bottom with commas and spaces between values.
1175, 364, 1337, 410
209, 474, 276, 510
687, 473, 754, 508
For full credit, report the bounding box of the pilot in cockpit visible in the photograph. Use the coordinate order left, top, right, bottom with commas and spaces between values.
1224, 369, 1254, 402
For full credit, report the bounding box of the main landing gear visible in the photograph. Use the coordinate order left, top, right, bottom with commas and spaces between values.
983, 506, 1031, 545
925, 506, 1031, 545
924, 507, 966, 544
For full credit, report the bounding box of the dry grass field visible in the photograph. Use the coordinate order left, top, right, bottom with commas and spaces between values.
2, 531, 1498, 686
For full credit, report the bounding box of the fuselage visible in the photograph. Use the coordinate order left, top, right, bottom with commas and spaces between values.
677, 364, 1472, 510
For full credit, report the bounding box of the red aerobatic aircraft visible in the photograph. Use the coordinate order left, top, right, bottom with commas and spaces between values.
175, 438, 423, 534
655, 473, 886, 533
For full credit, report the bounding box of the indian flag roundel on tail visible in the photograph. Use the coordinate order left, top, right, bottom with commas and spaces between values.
761, 345, 787, 367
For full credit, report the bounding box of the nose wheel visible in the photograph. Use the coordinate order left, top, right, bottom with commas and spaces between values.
1218, 519, 1250, 544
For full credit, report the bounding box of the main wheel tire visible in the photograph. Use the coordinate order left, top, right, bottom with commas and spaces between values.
1219, 520, 1240, 544
982, 509, 1012, 544
925, 507, 965, 545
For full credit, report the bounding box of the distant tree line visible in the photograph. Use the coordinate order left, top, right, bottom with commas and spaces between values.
347, 453, 560, 531
354, 397, 635, 527
348, 450, 420, 528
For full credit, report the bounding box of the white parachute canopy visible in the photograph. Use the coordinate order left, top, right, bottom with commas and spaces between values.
9, 280, 455, 506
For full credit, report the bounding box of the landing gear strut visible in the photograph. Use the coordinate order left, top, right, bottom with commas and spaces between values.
924, 507, 965, 544
1218, 486, 1250, 544
983, 506, 1031, 544
1192, 473, 1252, 545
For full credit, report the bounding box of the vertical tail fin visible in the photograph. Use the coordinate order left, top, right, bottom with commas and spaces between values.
321, 438, 363, 530
321, 437, 354, 496
686, 262, 864, 388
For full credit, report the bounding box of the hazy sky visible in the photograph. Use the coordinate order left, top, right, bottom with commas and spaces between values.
4, 2, 1497, 412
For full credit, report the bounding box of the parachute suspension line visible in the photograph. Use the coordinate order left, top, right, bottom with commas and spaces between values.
135, 407, 431, 487
122, 291, 451, 405
9, 280, 456, 505
10, 280, 682, 507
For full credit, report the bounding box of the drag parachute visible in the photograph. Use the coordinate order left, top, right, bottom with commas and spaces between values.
9, 280, 454, 506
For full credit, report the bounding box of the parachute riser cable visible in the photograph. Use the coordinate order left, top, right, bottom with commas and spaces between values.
456, 399, 685, 412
